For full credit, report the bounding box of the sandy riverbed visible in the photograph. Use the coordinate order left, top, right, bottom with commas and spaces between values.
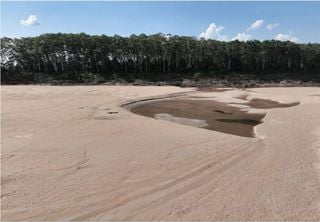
1, 85, 320, 220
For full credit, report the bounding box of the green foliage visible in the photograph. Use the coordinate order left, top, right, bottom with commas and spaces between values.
1, 33, 320, 83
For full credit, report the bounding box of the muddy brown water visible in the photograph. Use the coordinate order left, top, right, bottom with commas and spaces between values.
130, 98, 299, 138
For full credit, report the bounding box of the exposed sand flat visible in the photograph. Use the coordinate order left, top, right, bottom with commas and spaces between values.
1, 86, 320, 220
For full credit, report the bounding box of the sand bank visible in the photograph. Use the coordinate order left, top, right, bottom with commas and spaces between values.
2, 86, 320, 220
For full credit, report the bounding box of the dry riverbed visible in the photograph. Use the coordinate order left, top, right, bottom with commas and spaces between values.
1, 85, 320, 220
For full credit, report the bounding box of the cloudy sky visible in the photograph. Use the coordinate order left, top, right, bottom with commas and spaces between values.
2, 1, 320, 43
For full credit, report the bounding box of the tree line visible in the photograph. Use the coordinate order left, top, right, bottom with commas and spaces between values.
1, 33, 320, 83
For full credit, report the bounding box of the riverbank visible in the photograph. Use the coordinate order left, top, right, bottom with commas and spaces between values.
3, 77, 320, 88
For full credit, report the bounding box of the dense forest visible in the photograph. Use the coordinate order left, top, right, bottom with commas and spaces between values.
1, 33, 320, 84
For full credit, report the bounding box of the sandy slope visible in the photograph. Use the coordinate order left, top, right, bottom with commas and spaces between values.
1, 85, 320, 220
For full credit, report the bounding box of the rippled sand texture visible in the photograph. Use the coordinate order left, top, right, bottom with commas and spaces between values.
2, 86, 320, 220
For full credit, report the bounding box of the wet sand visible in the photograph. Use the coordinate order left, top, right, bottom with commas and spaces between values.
131, 99, 266, 137
233, 98, 300, 109
197, 87, 232, 92
130, 98, 298, 137
2, 86, 320, 221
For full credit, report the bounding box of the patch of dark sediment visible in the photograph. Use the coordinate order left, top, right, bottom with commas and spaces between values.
214, 110, 233, 114
232, 98, 300, 109
130, 97, 299, 138
131, 99, 265, 138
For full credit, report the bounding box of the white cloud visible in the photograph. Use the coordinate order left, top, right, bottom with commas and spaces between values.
20, 15, 40, 26
266, 23, 279, 31
199, 23, 228, 41
275, 33, 299, 42
247, 20, 264, 32
232, 33, 253, 42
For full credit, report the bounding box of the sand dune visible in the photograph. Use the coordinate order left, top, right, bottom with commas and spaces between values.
1, 85, 320, 220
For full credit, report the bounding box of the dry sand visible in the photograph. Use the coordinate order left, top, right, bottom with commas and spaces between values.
1, 85, 320, 220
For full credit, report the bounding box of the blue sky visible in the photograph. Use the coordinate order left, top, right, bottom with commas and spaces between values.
1, 1, 320, 43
